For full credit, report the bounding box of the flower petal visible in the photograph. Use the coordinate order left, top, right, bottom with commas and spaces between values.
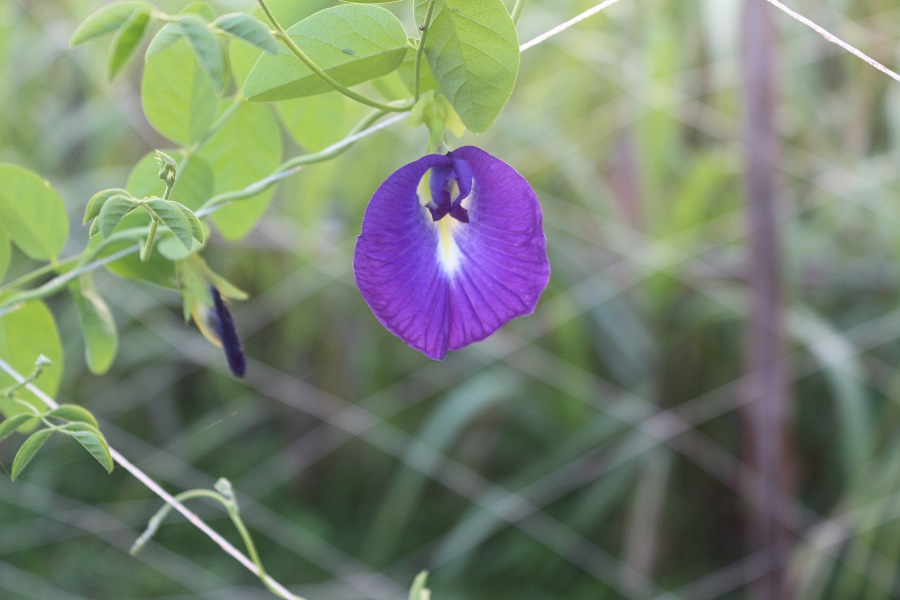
354, 147, 550, 359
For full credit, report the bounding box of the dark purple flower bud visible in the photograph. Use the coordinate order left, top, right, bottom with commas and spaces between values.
209, 286, 246, 377
353, 146, 550, 360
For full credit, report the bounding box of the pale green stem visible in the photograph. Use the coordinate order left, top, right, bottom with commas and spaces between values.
200, 109, 397, 213
131, 486, 306, 600
511, 0, 528, 24
140, 219, 159, 263
1, 256, 79, 292
255, 0, 411, 112
0, 243, 141, 317
414, 0, 438, 102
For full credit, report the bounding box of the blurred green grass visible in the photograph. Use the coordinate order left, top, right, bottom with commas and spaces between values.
1, 0, 899, 598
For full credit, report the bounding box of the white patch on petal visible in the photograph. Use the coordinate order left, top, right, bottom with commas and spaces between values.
435, 217, 463, 277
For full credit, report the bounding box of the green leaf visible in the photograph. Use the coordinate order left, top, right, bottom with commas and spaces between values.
107, 10, 152, 80
275, 93, 346, 152
97, 195, 139, 238
84, 188, 132, 224
157, 236, 202, 261
142, 39, 219, 145
181, 1, 216, 21
197, 102, 282, 240
169, 201, 205, 243
45, 404, 100, 429
59, 423, 114, 473
69, 275, 118, 375
10, 428, 53, 480
0, 228, 9, 283
414, 0, 519, 132
212, 13, 278, 54
147, 17, 226, 91
0, 164, 68, 260
0, 414, 33, 442
397, 45, 438, 95
0, 301, 63, 414
175, 16, 227, 91
144, 198, 193, 250
243, 4, 408, 101
70, 2, 149, 47
145, 22, 184, 59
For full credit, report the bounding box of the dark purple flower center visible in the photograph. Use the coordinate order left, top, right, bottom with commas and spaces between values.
425, 156, 472, 224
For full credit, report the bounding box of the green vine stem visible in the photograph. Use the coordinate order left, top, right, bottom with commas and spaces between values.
255, 0, 411, 113
131, 479, 307, 600
139, 219, 159, 263
413, 0, 437, 102
511, 0, 528, 24
199, 109, 403, 213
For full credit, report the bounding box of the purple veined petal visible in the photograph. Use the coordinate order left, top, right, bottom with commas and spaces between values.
353, 146, 550, 360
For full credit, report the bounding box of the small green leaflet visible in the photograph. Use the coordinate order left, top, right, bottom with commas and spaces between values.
144, 198, 204, 250
70, 1, 150, 47
97, 195, 139, 238
108, 10, 152, 80
10, 429, 53, 480
212, 14, 278, 54
0, 164, 68, 260
146, 16, 226, 90
59, 423, 114, 474
0, 414, 33, 443
244, 4, 408, 101
414, 0, 520, 132
84, 188, 132, 223
46, 404, 100, 429
69, 275, 119, 375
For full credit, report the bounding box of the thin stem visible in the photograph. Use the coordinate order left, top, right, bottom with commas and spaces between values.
1, 257, 78, 294
511, 0, 527, 24
140, 219, 159, 263
255, 0, 411, 112
0, 357, 302, 600
199, 110, 402, 214
131, 483, 304, 600
414, 0, 438, 102
131, 489, 229, 556
0, 244, 141, 318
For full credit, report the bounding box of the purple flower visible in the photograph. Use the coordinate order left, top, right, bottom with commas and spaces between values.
354, 146, 550, 360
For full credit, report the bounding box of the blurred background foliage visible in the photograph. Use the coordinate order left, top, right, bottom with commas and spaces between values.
1, 0, 900, 598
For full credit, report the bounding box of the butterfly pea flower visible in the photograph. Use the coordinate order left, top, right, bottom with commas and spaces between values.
354, 146, 550, 360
